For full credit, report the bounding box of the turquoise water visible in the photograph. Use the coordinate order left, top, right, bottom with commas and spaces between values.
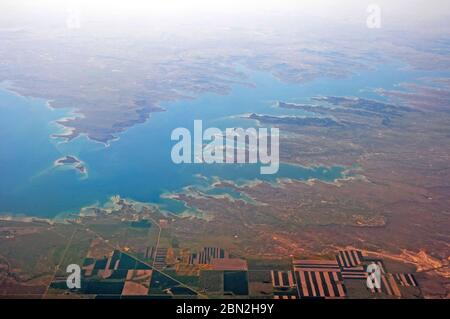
0, 65, 435, 217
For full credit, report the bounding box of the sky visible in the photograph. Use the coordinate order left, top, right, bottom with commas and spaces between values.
1, 0, 449, 30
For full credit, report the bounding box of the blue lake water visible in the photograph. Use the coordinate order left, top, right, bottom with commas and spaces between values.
0, 65, 436, 217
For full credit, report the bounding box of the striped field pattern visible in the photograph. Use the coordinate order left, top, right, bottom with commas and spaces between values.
341, 265, 367, 280
395, 273, 418, 287
153, 247, 168, 269
274, 294, 298, 299
288, 250, 419, 299
336, 250, 364, 268
336, 252, 402, 296
293, 260, 346, 298
378, 273, 402, 297
271, 270, 296, 288
188, 247, 229, 265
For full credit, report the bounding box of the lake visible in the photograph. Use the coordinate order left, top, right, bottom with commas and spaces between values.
0, 65, 432, 217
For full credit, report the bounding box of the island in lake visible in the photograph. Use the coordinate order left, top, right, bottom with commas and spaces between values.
54, 156, 87, 174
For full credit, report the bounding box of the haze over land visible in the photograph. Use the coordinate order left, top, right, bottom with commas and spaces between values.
1, 0, 449, 142
0, 1, 449, 299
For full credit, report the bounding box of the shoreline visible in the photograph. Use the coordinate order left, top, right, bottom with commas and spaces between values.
0, 161, 358, 221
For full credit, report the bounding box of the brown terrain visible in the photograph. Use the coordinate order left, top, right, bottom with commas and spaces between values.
164, 83, 450, 298
0, 2, 449, 299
